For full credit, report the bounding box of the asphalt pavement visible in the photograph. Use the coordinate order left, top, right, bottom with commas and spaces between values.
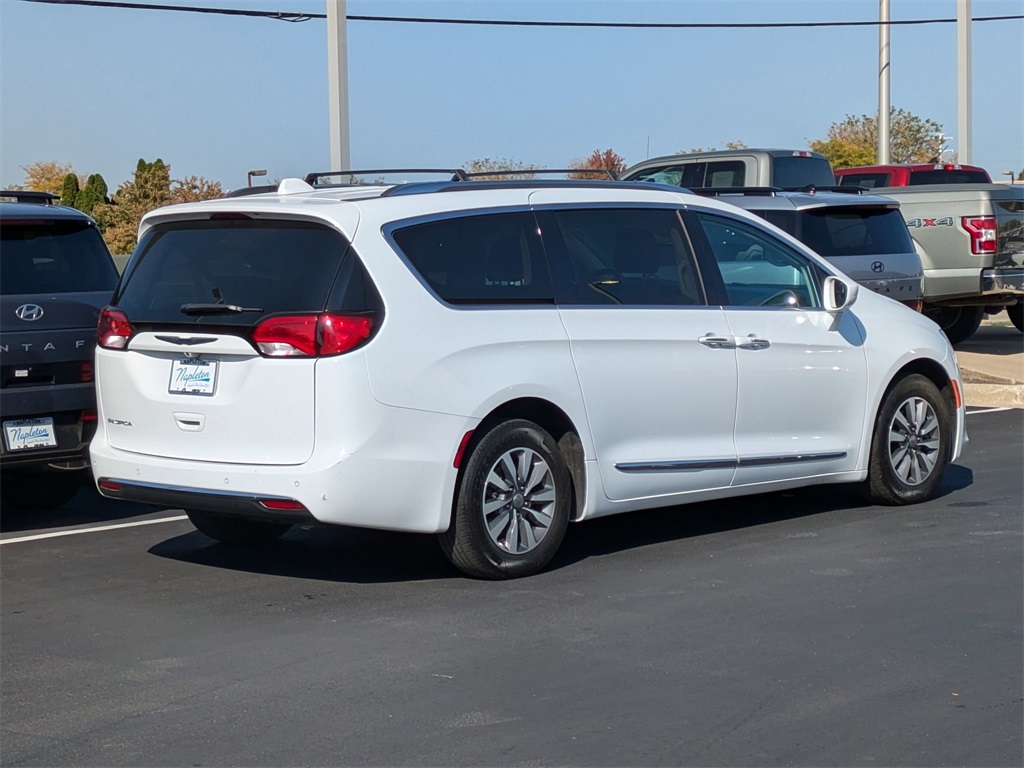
956, 318, 1024, 408
1, 409, 1021, 767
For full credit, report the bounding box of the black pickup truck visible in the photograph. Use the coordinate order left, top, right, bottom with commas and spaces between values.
0, 192, 119, 509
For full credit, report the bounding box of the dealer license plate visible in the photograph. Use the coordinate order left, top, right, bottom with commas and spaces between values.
169, 358, 218, 396
3, 417, 58, 451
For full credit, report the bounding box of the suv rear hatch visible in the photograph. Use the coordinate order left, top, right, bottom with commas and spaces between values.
99, 216, 376, 465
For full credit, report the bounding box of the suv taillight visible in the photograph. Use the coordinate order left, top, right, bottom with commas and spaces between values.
97, 307, 134, 350
962, 215, 997, 255
252, 313, 374, 357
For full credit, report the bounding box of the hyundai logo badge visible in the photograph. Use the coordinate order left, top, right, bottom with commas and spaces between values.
871, 261, 885, 273
15, 303, 44, 321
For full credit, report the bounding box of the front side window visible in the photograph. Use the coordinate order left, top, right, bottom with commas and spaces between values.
1, 219, 117, 295
538, 207, 704, 306
693, 212, 821, 308
390, 211, 552, 305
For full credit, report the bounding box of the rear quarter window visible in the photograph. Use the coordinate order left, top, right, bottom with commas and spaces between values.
1, 219, 117, 295
389, 211, 553, 304
116, 219, 352, 324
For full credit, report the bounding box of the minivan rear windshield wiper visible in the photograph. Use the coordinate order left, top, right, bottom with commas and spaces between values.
179, 303, 264, 316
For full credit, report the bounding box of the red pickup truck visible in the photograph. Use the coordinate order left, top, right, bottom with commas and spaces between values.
835, 163, 992, 189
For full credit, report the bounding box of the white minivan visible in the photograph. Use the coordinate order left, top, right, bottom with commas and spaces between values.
90, 177, 966, 579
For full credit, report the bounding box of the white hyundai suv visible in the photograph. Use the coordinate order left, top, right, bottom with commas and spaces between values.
90, 176, 967, 579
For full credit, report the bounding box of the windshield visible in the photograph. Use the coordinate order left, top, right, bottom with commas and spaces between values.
772, 156, 836, 189
117, 219, 350, 324
796, 207, 915, 256
1, 219, 117, 295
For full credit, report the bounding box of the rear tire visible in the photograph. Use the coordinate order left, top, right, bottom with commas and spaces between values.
865, 374, 951, 506
1007, 303, 1024, 333
924, 304, 983, 346
0, 471, 82, 511
186, 509, 291, 545
438, 420, 571, 579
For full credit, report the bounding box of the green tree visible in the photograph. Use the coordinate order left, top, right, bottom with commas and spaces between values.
74, 174, 109, 216
809, 107, 944, 168
568, 148, 628, 179
93, 158, 172, 254
60, 173, 80, 207
464, 157, 541, 180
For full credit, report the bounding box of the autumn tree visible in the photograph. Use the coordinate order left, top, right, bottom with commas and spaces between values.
93, 159, 173, 254
171, 175, 224, 204
678, 141, 748, 154
60, 173, 80, 207
464, 157, 542, 180
568, 149, 628, 180
20, 161, 80, 195
809, 107, 944, 168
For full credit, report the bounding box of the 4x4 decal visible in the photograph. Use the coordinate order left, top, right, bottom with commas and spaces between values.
906, 216, 954, 228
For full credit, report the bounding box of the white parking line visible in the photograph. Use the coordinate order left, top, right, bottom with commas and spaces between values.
966, 406, 1014, 415
0, 515, 190, 546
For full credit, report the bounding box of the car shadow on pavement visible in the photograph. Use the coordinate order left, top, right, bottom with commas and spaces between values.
0, 481, 158, 534
146, 463, 972, 584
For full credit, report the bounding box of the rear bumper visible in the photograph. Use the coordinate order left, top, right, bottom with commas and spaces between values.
88, 404, 473, 534
96, 479, 318, 524
981, 267, 1024, 295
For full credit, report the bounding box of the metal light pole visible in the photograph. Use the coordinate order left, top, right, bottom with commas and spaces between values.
247, 169, 267, 187
877, 0, 891, 164
957, 0, 972, 163
327, 0, 351, 172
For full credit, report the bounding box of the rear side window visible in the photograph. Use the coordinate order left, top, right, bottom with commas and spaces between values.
538, 208, 705, 306
1, 219, 117, 295
703, 161, 746, 187
390, 211, 553, 304
771, 156, 836, 188
117, 219, 351, 324
837, 173, 889, 189
797, 207, 915, 257
908, 169, 991, 185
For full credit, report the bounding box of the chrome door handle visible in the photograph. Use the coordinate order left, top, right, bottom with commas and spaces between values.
698, 334, 735, 349
736, 335, 771, 350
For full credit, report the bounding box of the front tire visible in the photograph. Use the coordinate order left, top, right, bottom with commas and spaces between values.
439, 420, 572, 579
1007, 303, 1024, 333
865, 374, 951, 505
186, 509, 291, 545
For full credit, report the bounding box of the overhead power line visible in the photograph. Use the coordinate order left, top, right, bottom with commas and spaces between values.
17, 0, 1024, 28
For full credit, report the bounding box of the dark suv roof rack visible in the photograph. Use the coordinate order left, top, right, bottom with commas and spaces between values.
462, 168, 619, 180
0, 190, 59, 205
305, 168, 469, 186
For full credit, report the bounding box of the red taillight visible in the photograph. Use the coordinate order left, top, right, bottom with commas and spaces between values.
97, 307, 133, 349
81, 409, 97, 423
80, 360, 94, 382
252, 313, 374, 357
98, 479, 122, 493
258, 498, 306, 511
962, 215, 997, 255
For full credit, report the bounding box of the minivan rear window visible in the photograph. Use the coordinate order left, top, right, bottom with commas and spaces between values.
795, 207, 915, 257
117, 219, 350, 324
1, 219, 117, 295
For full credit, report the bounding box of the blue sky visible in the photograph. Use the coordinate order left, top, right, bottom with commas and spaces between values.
1, 0, 1021, 191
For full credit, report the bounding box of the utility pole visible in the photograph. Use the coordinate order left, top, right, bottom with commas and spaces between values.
877, 0, 891, 164
327, 0, 351, 172
957, 0, 972, 163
